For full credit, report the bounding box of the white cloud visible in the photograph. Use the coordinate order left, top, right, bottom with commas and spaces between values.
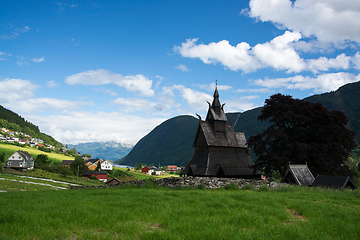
252, 31, 306, 73
235, 88, 275, 94
225, 97, 260, 112
172, 85, 213, 112
15, 26, 30, 33
252, 72, 360, 92
111, 97, 172, 112
174, 38, 261, 73
46, 80, 58, 88
7, 98, 80, 114
93, 87, 118, 96
247, 0, 360, 44
175, 64, 190, 72
175, 32, 307, 73
0, 78, 39, 102
65, 69, 155, 97
352, 52, 360, 69
27, 111, 166, 145
196, 83, 233, 92
307, 53, 350, 73
32, 57, 45, 63
0, 52, 12, 57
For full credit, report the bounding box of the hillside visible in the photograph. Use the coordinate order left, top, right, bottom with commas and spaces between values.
0, 105, 62, 147
118, 81, 360, 167
119, 115, 198, 166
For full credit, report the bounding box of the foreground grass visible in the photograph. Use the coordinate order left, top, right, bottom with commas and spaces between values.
0, 184, 359, 239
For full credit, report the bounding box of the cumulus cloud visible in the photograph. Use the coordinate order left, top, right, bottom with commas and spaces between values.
175, 64, 190, 72
225, 96, 260, 112
252, 31, 306, 73
307, 53, 350, 73
247, 0, 360, 44
352, 52, 360, 69
252, 72, 360, 92
0, 78, 39, 102
172, 85, 213, 112
46, 80, 58, 88
196, 83, 233, 92
174, 38, 261, 73
65, 69, 155, 97
32, 57, 45, 63
27, 111, 166, 145
111, 97, 172, 113
7, 98, 80, 114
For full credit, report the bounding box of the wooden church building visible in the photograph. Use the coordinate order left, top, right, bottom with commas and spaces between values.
180, 87, 261, 179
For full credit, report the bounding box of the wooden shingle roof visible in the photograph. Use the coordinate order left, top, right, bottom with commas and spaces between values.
281, 164, 315, 186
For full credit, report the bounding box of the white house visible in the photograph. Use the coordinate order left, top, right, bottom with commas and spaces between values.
101, 160, 113, 170
5, 150, 34, 170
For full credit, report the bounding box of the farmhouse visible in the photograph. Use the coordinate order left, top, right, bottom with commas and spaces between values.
5, 150, 34, 170
141, 166, 162, 175
61, 160, 73, 168
167, 165, 178, 172
180, 86, 261, 179
82, 171, 109, 182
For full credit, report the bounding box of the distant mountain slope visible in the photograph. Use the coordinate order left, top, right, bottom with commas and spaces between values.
305, 81, 360, 144
68, 141, 133, 160
118, 81, 360, 167
0, 105, 61, 147
118, 115, 198, 167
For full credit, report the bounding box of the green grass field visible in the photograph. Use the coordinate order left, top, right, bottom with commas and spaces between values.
0, 143, 74, 163
0, 183, 359, 239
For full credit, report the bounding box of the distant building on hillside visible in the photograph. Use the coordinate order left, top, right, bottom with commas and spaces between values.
180, 86, 261, 179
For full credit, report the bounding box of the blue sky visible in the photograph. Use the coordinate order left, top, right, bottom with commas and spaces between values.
1, 0, 360, 145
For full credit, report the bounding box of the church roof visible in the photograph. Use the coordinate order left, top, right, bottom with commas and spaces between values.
197, 121, 247, 148
206, 87, 227, 122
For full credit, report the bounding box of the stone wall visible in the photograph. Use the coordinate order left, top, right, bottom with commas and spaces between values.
70, 176, 288, 190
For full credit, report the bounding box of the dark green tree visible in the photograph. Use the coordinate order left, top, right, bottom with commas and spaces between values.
34, 154, 51, 169
0, 152, 5, 163
248, 94, 357, 178
70, 155, 89, 175
95, 161, 101, 171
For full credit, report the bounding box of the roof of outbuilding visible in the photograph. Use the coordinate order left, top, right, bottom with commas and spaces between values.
312, 175, 357, 189
281, 164, 315, 186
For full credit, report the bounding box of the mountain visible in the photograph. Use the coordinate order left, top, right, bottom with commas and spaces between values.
118, 81, 360, 167
67, 141, 133, 160
119, 115, 199, 167
0, 105, 61, 147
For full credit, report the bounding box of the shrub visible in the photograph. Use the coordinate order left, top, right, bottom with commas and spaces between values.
224, 183, 239, 190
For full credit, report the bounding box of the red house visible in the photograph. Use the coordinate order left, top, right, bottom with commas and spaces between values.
82, 171, 109, 182
141, 166, 150, 173
167, 166, 178, 172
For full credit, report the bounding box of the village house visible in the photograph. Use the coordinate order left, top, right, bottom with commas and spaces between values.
61, 160, 73, 168
5, 150, 34, 171
167, 165, 178, 172
141, 166, 161, 175
101, 159, 113, 170
82, 171, 109, 182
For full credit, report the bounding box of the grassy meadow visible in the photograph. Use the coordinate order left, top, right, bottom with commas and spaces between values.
0, 183, 359, 240
0, 143, 74, 163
